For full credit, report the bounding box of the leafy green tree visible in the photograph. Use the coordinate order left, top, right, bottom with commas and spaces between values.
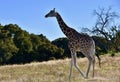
52, 38, 70, 58
12, 30, 33, 63
0, 24, 66, 64
109, 26, 120, 52
92, 36, 108, 54
12, 28, 32, 53
30, 33, 64, 62
32, 41, 63, 61
0, 28, 18, 64
0, 24, 3, 29
30, 34, 42, 51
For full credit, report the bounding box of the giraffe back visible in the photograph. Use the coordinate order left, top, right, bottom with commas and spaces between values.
69, 33, 95, 58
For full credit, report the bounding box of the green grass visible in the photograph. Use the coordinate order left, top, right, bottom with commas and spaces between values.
0, 53, 120, 82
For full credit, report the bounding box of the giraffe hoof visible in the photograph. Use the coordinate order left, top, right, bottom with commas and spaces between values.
85, 76, 88, 79
82, 76, 86, 79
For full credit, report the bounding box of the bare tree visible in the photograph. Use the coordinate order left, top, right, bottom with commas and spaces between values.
92, 7, 119, 51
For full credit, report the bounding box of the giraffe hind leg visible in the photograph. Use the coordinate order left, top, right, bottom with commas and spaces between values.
85, 56, 95, 78
92, 56, 95, 77
85, 58, 92, 79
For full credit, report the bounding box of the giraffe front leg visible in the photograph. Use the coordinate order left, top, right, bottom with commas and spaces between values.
72, 53, 85, 78
69, 58, 73, 80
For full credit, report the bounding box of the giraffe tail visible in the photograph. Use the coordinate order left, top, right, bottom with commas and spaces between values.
95, 53, 101, 68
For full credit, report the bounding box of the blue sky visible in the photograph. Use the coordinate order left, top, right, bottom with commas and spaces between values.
0, 0, 120, 41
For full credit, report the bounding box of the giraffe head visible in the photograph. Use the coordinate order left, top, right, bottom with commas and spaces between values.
45, 8, 57, 18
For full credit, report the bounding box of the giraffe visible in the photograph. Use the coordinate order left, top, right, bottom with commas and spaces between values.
45, 8, 101, 79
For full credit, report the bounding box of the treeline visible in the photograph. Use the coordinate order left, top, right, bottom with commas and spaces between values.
0, 23, 120, 65
0, 24, 64, 64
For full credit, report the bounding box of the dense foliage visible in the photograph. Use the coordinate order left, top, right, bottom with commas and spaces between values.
0, 24, 64, 64
0, 23, 120, 65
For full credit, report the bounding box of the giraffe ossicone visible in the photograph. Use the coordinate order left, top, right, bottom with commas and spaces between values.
45, 8, 101, 79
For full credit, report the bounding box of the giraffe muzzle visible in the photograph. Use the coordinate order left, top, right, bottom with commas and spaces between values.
45, 14, 48, 18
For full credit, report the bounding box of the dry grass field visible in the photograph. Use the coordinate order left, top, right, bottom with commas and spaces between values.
0, 53, 120, 82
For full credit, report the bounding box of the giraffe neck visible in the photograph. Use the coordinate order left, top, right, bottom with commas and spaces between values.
55, 12, 70, 37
